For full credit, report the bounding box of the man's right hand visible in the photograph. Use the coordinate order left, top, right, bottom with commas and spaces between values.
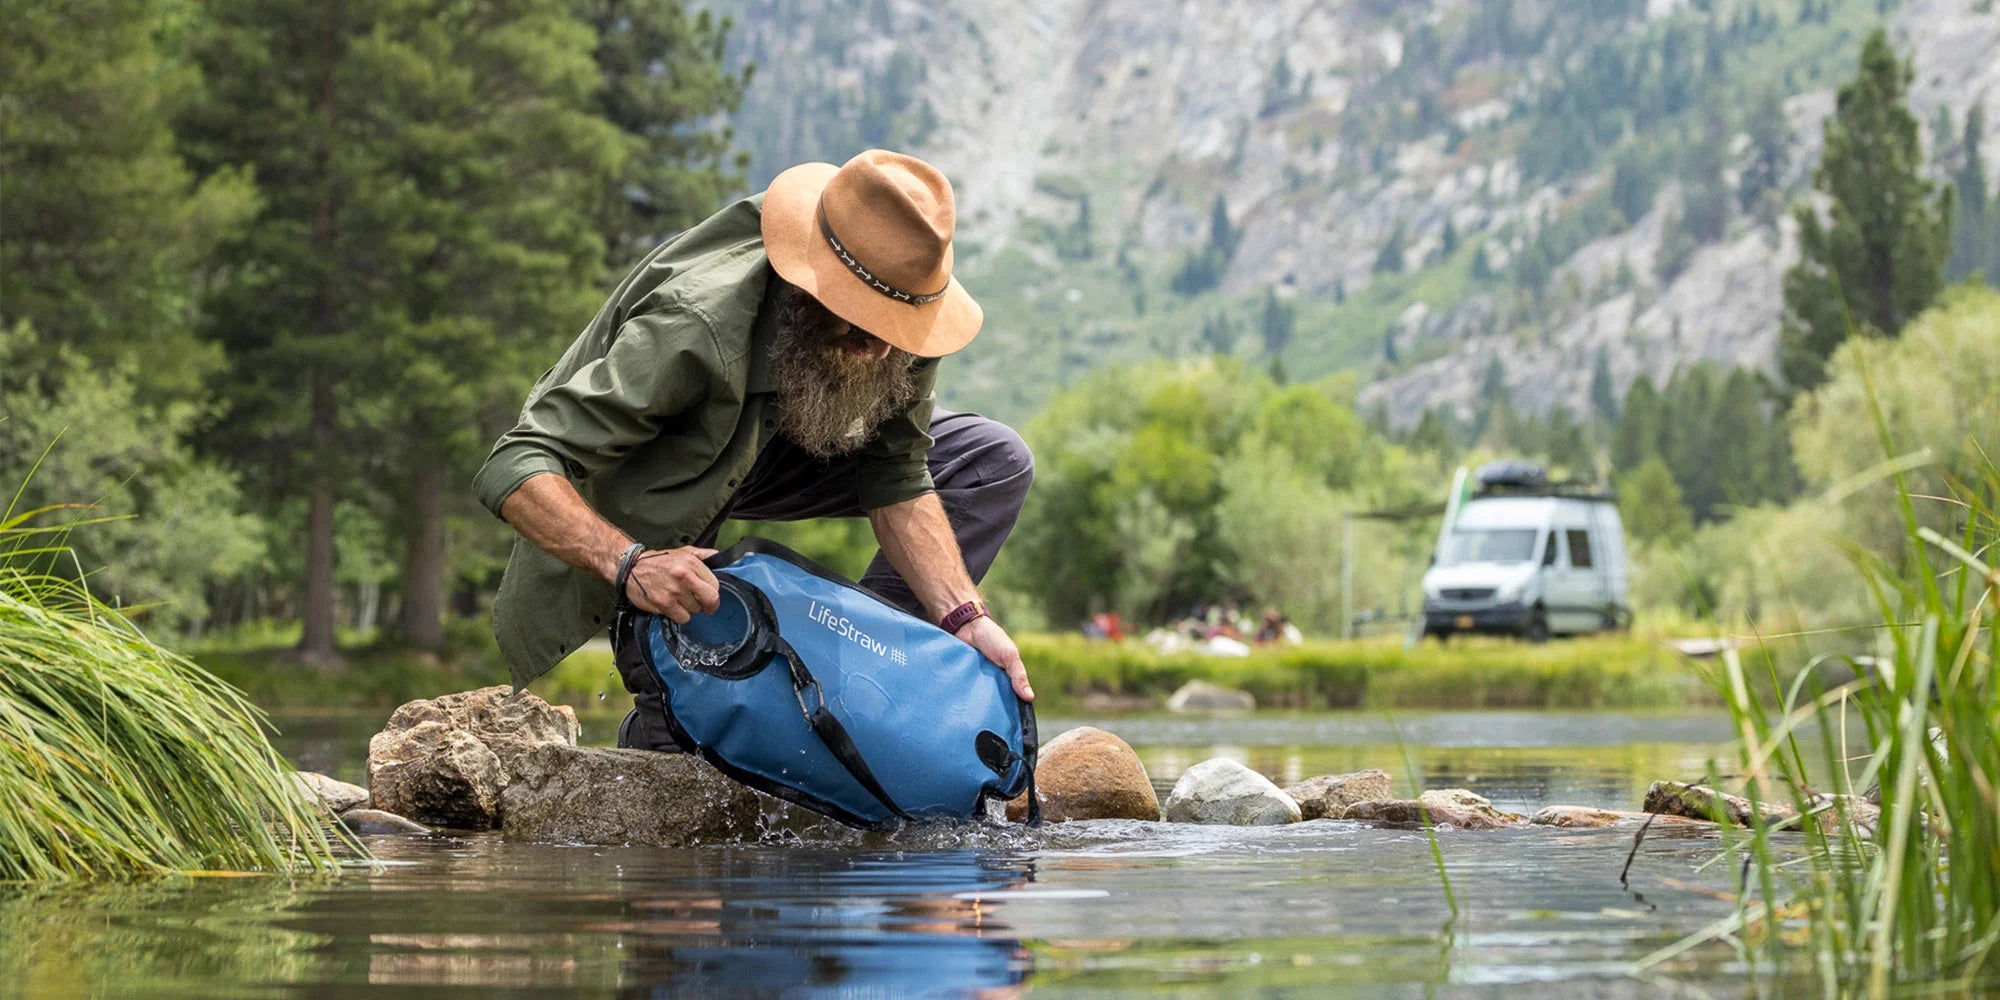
620, 546, 722, 623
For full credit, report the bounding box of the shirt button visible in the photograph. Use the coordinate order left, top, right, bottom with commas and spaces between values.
679, 534, 691, 544
763, 419, 774, 429
727, 478, 737, 487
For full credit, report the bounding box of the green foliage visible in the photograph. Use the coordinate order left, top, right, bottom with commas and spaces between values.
1609, 363, 1796, 521
1618, 457, 1694, 546
1780, 29, 1953, 394
1948, 102, 1993, 282
0, 505, 351, 879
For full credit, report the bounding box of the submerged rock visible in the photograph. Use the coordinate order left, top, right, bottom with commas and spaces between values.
501, 744, 775, 847
1161, 758, 1300, 825
339, 808, 432, 836
366, 687, 581, 830
1643, 781, 1796, 827
1165, 680, 1256, 712
292, 771, 369, 814
1285, 770, 1392, 820
1343, 789, 1522, 830
1005, 726, 1160, 823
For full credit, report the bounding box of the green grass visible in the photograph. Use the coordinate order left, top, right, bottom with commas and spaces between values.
1637, 462, 2000, 994
0, 502, 353, 880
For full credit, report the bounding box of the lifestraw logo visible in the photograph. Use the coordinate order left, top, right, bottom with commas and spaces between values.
806, 600, 907, 664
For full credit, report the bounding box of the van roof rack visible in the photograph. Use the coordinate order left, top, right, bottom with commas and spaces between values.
1472, 461, 1616, 501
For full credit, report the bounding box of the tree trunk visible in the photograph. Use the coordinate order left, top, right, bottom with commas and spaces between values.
401, 460, 448, 653
297, 374, 342, 666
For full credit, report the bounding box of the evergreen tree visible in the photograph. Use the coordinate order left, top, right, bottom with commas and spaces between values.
1949, 103, 1990, 281
1681, 112, 1733, 243
1616, 457, 1693, 545
1739, 85, 1792, 219
1259, 287, 1295, 356
578, 0, 749, 269
182, 0, 626, 656
1590, 346, 1619, 422
1779, 29, 1953, 395
1610, 374, 1660, 472
1409, 408, 1453, 456
1374, 223, 1406, 274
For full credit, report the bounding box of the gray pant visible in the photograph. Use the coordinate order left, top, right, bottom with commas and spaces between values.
617, 409, 1034, 751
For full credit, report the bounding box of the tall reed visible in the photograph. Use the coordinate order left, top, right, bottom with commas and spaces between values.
0, 500, 353, 879
1638, 462, 1998, 995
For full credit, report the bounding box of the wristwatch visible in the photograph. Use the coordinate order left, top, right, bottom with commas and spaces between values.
939, 600, 990, 635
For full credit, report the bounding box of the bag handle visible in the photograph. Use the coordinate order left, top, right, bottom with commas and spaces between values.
778, 637, 915, 824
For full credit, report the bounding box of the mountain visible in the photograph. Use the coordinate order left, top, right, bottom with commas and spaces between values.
706, 0, 2000, 426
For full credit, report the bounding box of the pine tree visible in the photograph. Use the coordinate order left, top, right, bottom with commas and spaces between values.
1375, 223, 1406, 274
1949, 103, 1990, 281
1739, 85, 1791, 219
1258, 288, 1295, 356
1611, 374, 1660, 472
1590, 346, 1619, 421
1779, 29, 1953, 395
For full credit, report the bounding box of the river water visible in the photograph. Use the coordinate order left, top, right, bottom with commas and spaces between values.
1, 710, 1805, 997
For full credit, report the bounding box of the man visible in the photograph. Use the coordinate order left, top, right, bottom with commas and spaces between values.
472, 150, 1035, 752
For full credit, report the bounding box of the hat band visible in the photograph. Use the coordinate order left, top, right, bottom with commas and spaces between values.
817, 203, 949, 307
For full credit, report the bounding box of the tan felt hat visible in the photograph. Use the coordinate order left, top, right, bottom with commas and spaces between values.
761, 149, 983, 357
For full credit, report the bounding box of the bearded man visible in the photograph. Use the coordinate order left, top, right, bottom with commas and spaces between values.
473, 150, 1036, 752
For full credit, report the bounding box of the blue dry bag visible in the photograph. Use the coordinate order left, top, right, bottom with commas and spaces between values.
621, 538, 1039, 829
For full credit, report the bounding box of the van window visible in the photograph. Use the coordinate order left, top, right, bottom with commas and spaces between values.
1565, 529, 1594, 569
1541, 530, 1559, 567
1440, 528, 1537, 565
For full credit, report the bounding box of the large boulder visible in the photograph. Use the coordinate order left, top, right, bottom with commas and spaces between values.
1285, 770, 1392, 820
367, 721, 506, 829
1005, 726, 1159, 823
1166, 680, 1256, 712
1161, 758, 1301, 825
366, 687, 579, 829
501, 744, 779, 847
1343, 789, 1522, 830
292, 771, 370, 814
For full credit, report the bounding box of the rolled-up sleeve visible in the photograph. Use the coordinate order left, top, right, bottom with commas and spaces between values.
854, 357, 941, 510
473, 308, 717, 518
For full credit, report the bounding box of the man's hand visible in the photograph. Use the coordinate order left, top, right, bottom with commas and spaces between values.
954, 615, 1034, 701
622, 546, 721, 623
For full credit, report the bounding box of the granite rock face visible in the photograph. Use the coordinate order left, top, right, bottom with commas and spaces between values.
499, 744, 781, 847
366, 687, 580, 829
1161, 758, 1301, 825
1006, 726, 1160, 823
1284, 770, 1393, 820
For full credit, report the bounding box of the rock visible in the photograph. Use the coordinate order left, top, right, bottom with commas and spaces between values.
339, 808, 432, 836
1285, 770, 1393, 820
367, 721, 507, 829
1799, 794, 1882, 838
501, 744, 777, 847
292, 771, 369, 814
375, 685, 580, 775
1343, 789, 1522, 830
1530, 805, 1626, 829
1161, 758, 1300, 825
1166, 680, 1256, 712
366, 687, 582, 830
1643, 781, 1797, 827
1005, 726, 1160, 823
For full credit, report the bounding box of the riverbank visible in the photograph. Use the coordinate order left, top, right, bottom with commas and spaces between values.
195, 626, 1771, 713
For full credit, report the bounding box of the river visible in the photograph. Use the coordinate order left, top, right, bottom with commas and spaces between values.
1, 710, 1805, 997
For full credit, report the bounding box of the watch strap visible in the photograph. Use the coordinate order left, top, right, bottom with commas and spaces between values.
939, 599, 990, 635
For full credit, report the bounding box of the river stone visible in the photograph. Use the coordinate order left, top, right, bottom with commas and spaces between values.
339, 808, 433, 836
376, 686, 580, 775
1530, 805, 1626, 829
1343, 789, 1522, 830
367, 720, 507, 829
1285, 769, 1392, 820
1005, 726, 1160, 823
1165, 680, 1257, 712
501, 744, 774, 847
292, 771, 369, 814
1161, 758, 1300, 825
1643, 781, 1797, 827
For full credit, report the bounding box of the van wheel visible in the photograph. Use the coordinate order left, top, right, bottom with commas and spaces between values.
1525, 611, 1550, 644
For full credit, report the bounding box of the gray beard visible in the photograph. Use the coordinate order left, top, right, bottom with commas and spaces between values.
769, 284, 920, 459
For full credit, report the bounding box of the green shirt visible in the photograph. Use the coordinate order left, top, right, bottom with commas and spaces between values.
472, 194, 940, 682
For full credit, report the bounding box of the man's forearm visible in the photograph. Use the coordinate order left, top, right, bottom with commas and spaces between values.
867, 492, 981, 622
497, 472, 632, 583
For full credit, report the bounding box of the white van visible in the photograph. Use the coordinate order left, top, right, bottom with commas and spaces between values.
1420, 467, 1629, 642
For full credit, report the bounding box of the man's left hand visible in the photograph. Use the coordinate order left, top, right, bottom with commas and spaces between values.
954, 615, 1034, 702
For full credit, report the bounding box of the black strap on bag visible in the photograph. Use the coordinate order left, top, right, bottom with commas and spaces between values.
775, 636, 917, 823
1019, 702, 1042, 827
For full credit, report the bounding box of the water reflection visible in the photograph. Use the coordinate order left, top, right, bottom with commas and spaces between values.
602, 849, 1033, 998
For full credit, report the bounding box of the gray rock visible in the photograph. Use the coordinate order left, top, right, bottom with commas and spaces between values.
501, 744, 783, 847
1161, 758, 1300, 825
375, 685, 580, 775
1006, 726, 1160, 823
339, 808, 432, 835
1643, 781, 1797, 827
1285, 769, 1392, 820
1343, 789, 1522, 830
292, 771, 369, 814
1166, 680, 1256, 712
367, 720, 507, 829
1529, 805, 1627, 829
